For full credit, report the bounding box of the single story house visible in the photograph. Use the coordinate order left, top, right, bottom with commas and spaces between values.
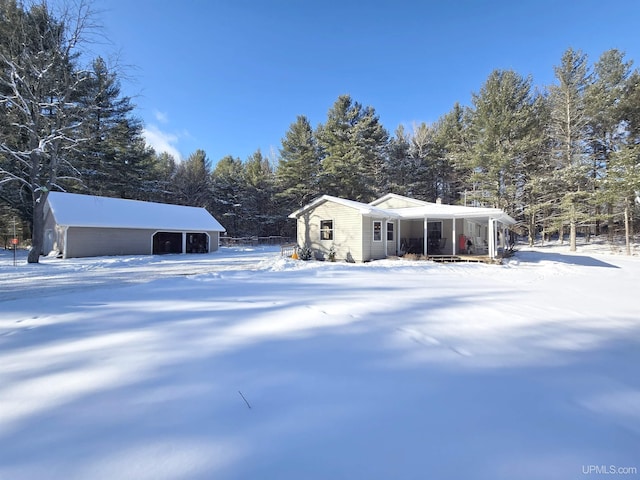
289, 193, 516, 262
43, 192, 225, 258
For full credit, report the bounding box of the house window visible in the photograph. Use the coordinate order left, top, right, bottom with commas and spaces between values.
387, 222, 394, 241
373, 221, 382, 241
320, 220, 333, 240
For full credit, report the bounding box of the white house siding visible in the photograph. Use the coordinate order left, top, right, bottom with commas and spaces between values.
296, 201, 364, 262
362, 217, 388, 261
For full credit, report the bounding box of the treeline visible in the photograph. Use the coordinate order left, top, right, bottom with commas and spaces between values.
1, 1, 639, 262
154, 49, 640, 254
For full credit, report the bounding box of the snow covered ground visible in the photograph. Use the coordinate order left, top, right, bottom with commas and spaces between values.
1, 242, 639, 480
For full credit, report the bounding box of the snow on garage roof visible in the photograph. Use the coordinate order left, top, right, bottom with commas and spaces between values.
46, 192, 225, 231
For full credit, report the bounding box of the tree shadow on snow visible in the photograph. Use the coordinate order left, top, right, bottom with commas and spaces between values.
515, 250, 620, 268
2, 257, 639, 480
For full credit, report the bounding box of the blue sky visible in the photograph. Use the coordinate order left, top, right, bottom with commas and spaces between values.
89, 0, 640, 164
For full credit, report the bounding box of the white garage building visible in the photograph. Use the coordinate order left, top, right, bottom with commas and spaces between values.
43, 192, 225, 259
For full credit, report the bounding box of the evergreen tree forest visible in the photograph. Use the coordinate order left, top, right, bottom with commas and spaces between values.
1, 1, 639, 261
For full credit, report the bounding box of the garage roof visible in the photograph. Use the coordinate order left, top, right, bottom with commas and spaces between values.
46, 192, 225, 231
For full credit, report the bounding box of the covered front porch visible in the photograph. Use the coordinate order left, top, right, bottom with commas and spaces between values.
389, 212, 515, 261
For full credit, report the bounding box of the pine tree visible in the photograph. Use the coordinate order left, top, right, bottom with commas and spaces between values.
141, 152, 177, 203
467, 69, 540, 216
316, 95, 388, 201
518, 94, 554, 245
608, 145, 640, 254
548, 48, 592, 251
71, 56, 153, 199
385, 125, 412, 196
353, 104, 389, 196
172, 149, 212, 207
584, 49, 633, 238
408, 122, 439, 201
210, 155, 246, 237
276, 115, 321, 209
610, 69, 640, 253
244, 149, 277, 236
434, 103, 473, 205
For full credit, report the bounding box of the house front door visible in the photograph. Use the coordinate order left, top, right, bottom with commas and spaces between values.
427, 221, 442, 254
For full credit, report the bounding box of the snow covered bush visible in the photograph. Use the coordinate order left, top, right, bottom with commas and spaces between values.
298, 245, 313, 261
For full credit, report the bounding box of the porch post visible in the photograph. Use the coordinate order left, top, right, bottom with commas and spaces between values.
452, 217, 457, 255
423, 217, 428, 256
488, 218, 495, 258
383, 218, 388, 256
182, 232, 187, 254
500, 224, 508, 254
397, 220, 402, 254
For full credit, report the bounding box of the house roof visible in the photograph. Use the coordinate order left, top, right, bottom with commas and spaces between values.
289, 194, 516, 225
288, 195, 399, 219
368, 193, 430, 207
46, 192, 226, 231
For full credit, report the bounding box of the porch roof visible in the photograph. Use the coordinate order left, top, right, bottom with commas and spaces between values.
392, 205, 516, 225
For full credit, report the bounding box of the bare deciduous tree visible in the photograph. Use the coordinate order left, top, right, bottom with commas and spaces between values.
0, 0, 96, 262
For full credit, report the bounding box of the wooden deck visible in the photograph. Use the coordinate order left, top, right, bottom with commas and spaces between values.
426, 254, 502, 264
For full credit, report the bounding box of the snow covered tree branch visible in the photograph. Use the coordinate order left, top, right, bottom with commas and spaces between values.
0, 0, 98, 262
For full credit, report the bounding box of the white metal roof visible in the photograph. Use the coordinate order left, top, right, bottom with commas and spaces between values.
288, 195, 400, 219
392, 204, 516, 224
46, 192, 226, 231
368, 193, 430, 207
289, 194, 516, 224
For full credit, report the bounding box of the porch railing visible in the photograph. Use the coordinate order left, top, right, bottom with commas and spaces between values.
280, 243, 298, 257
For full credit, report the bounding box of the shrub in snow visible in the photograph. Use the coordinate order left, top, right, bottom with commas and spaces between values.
298, 245, 313, 261
403, 253, 426, 261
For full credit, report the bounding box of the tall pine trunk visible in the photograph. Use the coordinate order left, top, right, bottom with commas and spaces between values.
570, 202, 577, 251
528, 211, 535, 247
624, 198, 631, 256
